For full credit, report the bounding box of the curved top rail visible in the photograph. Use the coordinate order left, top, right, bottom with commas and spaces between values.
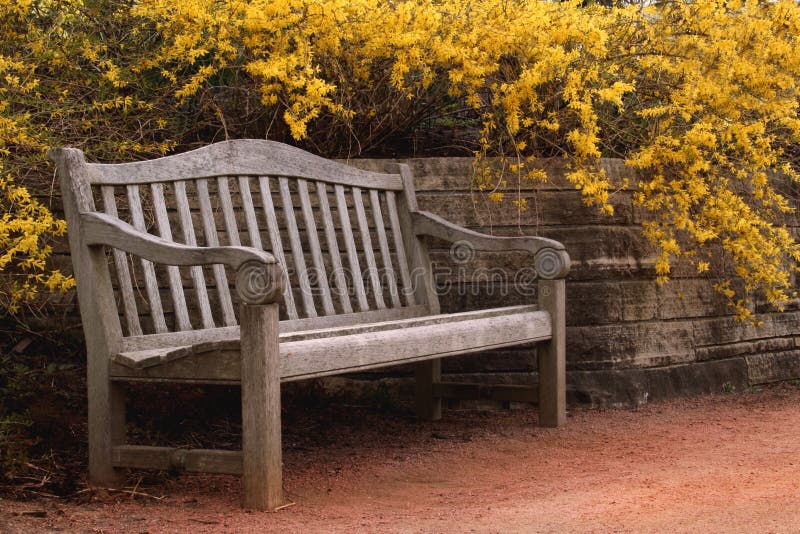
82, 140, 404, 190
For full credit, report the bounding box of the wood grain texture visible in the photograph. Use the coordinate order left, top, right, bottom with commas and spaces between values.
298, 179, 335, 315
151, 183, 191, 331
317, 182, 353, 314
273, 310, 548, 378
238, 176, 263, 249
120, 304, 431, 352
84, 139, 404, 190
258, 176, 298, 319
196, 178, 237, 326
81, 212, 275, 270
110, 308, 552, 383
50, 147, 126, 487
174, 180, 214, 329
100, 186, 142, 336
240, 303, 283, 510
385, 191, 415, 306
335, 185, 369, 312
369, 190, 401, 308
538, 279, 566, 427
411, 210, 567, 255
112, 445, 242, 474
353, 187, 385, 309
116, 305, 536, 361
217, 176, 241, 246
389, 163, 439, 313
126, 185, 168, 333
279, 177, 317, 318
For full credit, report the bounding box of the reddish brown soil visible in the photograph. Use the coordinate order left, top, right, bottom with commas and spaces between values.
3, 384, 800, 533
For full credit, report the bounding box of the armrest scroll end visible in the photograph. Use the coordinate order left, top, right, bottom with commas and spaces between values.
535, 248, 570, 280
236, 261, 284, 305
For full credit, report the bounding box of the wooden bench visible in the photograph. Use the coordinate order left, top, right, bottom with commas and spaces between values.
50, 140, 570, 510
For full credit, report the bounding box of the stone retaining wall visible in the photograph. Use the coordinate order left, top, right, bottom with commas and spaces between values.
346, 157, 800, 406
45, 155, 800, 407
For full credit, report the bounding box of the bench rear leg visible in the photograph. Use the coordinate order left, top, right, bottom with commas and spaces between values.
538, 279, 566, 427
415, 359, 442, 421
240, 303, 283, 510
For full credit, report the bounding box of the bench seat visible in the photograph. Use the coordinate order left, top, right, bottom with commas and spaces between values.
111, 305, 551, 382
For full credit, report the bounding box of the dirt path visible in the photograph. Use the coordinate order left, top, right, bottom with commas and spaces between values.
3, 384, 800, 533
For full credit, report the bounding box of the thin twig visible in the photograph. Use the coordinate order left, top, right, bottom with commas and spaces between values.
116, 488, 165, 501
129, 476, 143, 500
273, 500, 297, 511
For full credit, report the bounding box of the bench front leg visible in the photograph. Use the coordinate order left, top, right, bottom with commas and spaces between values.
537, 279, 566, 427
237, 260, 285, 510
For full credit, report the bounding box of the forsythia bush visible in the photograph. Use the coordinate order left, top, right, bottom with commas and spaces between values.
2, 0, 800, 320
0, 0, 172, 314
0, 176, 73, 313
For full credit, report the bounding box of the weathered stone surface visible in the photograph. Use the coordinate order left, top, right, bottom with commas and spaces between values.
656, 279, 730, 320
565, 281, 626, 325
764, 311, 800, 338
692, 316, 773, 347
695, 337, 796, 362
437, 283, 533, 314
565, 280, 658, 325
568, 358, 749, 407
567, 321, 695, 371
347, 156, 636, 192
745, 351, 800, 384
418, 191, 634, 227
620, 283, 659, 322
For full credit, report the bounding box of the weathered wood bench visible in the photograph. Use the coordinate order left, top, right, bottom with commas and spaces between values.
50, 140, 570, 510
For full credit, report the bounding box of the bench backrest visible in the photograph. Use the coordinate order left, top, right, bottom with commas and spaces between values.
54, 140, 438, 349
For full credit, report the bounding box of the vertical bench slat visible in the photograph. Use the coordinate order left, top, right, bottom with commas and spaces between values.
369, 190, 401, 308
353, 187, 386, 309
174, 180, 215, 329
101, 186, 142, 336
218, 177, 241, 246
196, 178, 237, 326
126, 185, 169, 333
258, 177, 298, 320
298, 179, 335, 315
385, 191, 416, 306
150, 183, 192, 331
278, 177, 317, 318
238, 177, 263, 249
316, 183, 353, 314
335, 185, 369, 312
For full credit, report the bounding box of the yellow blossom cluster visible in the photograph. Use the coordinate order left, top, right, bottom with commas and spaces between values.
3, 0, 800, 320
0, 176, 73, 313
0, 2, 71, 314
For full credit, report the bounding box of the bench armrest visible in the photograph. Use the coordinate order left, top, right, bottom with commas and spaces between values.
410, 210, 570, 279
81, 212, 283, 304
